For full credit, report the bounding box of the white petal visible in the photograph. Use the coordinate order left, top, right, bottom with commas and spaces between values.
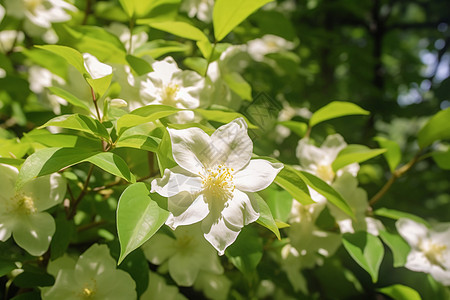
151, 57, 180, 84
296, 138, 329, 169
429, 265, 450, 286
202, 215, 241, 255
221, 190, 259, 228
168, 253, 200, 286
151, 167, 203, 197
74, 244, 116, 278
0, 218, 12, 241
405, 250, 431, 273
396, 218, 428, 248
210, 118, 253, 170
321, 134, 347, 156
13, 212, 55, 256
166, 193, 209, 229
0, 164, 18, 209
142, 233, 177, 264
169, 127, 213, 173
22, 173, 66, 212
234, 159, 283, 192
83, 53, 112, 79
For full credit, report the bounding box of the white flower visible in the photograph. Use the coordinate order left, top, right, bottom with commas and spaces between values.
296, 134, 359, 183
0, 164, 66, 256
180, 0, 214, 23
142, 224, 223, 286
247, 34, 295, 62
193, 271, 231, 300
330, 172, 384, 235
41, 244, 137, 299
83, 53, 113, 80
141, 271, 187, 300
107, 22, 148, 53
4, 0, 76, 40
0, 30, 24, 53
151, 118, 283, 254
396, 218, 450, 286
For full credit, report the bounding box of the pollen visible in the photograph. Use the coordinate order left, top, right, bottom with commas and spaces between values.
200, 165, 235, 202
316, 164, 335, 182
420, 238, 447, 267
8, 193, 37, 215
161, 82, 180, 105
24, 0, 43, 13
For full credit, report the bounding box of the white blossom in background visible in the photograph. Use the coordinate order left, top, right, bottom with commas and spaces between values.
296, 134, 359, 184
0, 30, 25, 53
330, 172, 384, 235
0, 164, 66, 256
180, 0, 214, 23
151, 118, 283, 254
141, 271, 187, 300
28, 66, 67, 114
275, 101, 312, 143
193, 271, 231, 300
107, 22, 148, 53
140, 56, 205, 122
0, 4, 5, 23
83, 53, 113, 80
4, 0, 77, 43
247, 34, 295, 62
41, 244, 137, 299
142, 224, 223, 286
396, 218, 450, 286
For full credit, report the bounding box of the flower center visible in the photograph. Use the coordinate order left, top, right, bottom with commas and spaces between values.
161, 82, 180, 105
8, 194, 37, 215
201, 165, 235, 201
316, 164, 335, 182
24, 0, 43, 13
79, 279, 97, 298
420, 239, 447, 267
175, 235, 194, 251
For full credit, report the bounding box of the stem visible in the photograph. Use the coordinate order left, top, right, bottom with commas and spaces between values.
204, 41, 217, 77
68, 164, 95, 219
82, 0, 93, 25
128, 18, 135, 54
369, 152, 421, 206
91, 87, 102, 122
77, 220, 106, 232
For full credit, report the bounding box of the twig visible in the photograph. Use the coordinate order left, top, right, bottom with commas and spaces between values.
68, 164, 95, 219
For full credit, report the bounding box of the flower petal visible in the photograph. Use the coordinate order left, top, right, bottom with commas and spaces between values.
13, 212, 55, 256
221, 190, 259, 228
202, 215, 241, 255
0, 219, 12, 242
150, 57, 180, 84
166, 193, 209, 229
405, 250, 431, 273
151, 166, 203, 197
396, 218, 428, 248
234, 159, 283, 192
210, 118, 253, 170
0, 164, 18, 209
168, 252, 201, 286
22, 173, 66, 212
83, 53, 112, 79
429, 265, 450, 286
169, 127, 213, 174
142, 233, 177, 265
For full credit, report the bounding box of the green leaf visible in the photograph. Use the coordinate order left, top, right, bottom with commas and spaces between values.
22, 48, 68, 80
298, 171, 354, 219
260, 187, 293, 223
379, 230, 410, 267
194, 109, 258, 129
86, 73, 113, 98
374, 136, 402, 172
274, 165, 314, 205
223, 72, 252, 101
140, 20, 209, 41
35, 45, 87, 77
0, 261, 16, 277
309, 101, 369, 127
86, 152, 136, 183
431, 148, 450, 170
47, 87, 91, 112
117, 182, 170, 264
213, 0, 274, 41
374, 208, 429, 226
135, 40, 189, 59
342, 231, 384, 283
225, 226, 263, 275
377, 284, 422, 300
254, 193, 280, 239
38, 114, 110, 141
50, 215, 75, 260
119, 0, 170, 18
417, 108, 450, 149
278, 121, 308, 137
126, 54, 153, 76
116, 105, 180, 136
332, 145, 386, 172
183, 57, 208, 75
24, 130, 102, 150
116, 135, 160, 152
156, 128, 177, 175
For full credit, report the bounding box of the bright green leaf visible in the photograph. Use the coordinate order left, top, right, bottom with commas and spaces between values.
377, 284, 422, 300
156, 128, 177, 176
38, 114, 110, 141
135, 40, 189, 59
140, 20, 209, 41
116, 135, 160, 152
24, 131, 102, 150
298, 171, 354, 219
274, 165, 314, 205
86, 73, 113, 98
379, 230, 410, 267
117, 182, 170, 264
342, 232, 384, 283
35, 45, 87, 77
85, 152, 136, 183
417, 108, 450, 149
213, 0, 274, 41
126, 55, 153, 76
309, 101, 369, 127
278, 121, 308, 137
254, 193, 280, 239
0, 261, 16, 277
374, 136, 402, 172
332, 145, 386, 172
48, 87, 91, 112
431, 148, 450, 170
223, 72, 252, 101
374, 208, 429, 226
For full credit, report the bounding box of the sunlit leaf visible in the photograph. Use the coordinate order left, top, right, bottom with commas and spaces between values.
140, 20, 208, 41
35, 45, 87, 77
417, 108, 450, 149
274, 165, 314, 205
431, 148, 450, 170
374, 136, 402, 172
48, 87, 91, 112
223, 72, 252, 101
377, 284, 422, 300
374, 208, 429, 226
85, 152, 136, 183
116, 135, 160, 152
342, 231, 384, 283
332, 145, 386, 172
379, 230, 410, 267
278, 121, 308, 137
254, 193, 280, 239
309, 101, 369, 127
126, 54, 153, 76
117, 182, 170, 264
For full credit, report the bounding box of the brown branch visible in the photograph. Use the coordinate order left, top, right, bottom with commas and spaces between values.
68, 164, 95, 219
